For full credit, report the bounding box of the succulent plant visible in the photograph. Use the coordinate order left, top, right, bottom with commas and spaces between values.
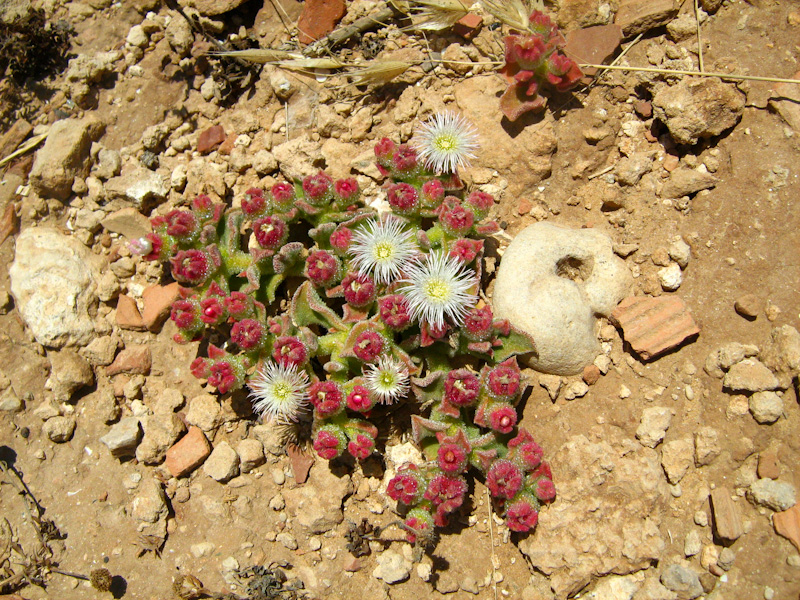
499, 10, 583, 121
138, 112, 555, 546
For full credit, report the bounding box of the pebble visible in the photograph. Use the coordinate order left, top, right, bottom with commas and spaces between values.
373, 548, 413, 584
757, 451, 781, 479
660, 564, 703, 600
749, 478, 796, 511
710, 488, 743, 541
788, 555, 800, 567
100, 416, 142, 458
461, 576, 480, 594
694, 510, 709, 527
564, 381, 589, 400
538, 374, 563, 400
269, 493, 285, 511
165, 426, 212, 478
191, 542, 215, 558
658, 263, 682, 291
308, 537, 322, 551
749, 391, 783, 424
668, 237, 692, 268
276, 532, 298, 550
43, 416, 77, 443
237, 439, 265, 473
271, 467, 286, 486
684, 530, 701, 556
694, 427, 721, 466
717, 547, 735, 571
723, 358, 779, 392
661, 438, 694, 484
416, 563, 432, 582
203, 442, 240, 482
734, 294, 761, 319
636, 406, 673, 448
619, 384, 631, 399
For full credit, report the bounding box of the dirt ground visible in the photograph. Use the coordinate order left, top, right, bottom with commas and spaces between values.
1, 0, 800, 599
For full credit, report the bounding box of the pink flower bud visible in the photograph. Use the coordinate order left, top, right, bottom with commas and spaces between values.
505, 497, 539, 532
437, 442, 468, 474
272, 336, 308, 368
488, 403, 517, 434
444, 370, 480, 408
387, 182, 419, 215
464, 190, 494, 220
534, 477, 556, 503
374, 137, 396, 163
208, 361, 237, 394
230, 319, 264, 351
313, 426, 347, 460
448, 238, 482, 264
171, 299, 199, 330
306, 250, 340, 288
241, 188, 266, 216
463, 306, 493, 341
342, 273, 376, 307
309, 380, 345, 419
347, 433, 375, 460
392, 144, 418, 172
421, 179, 445, 208
486, 459, 523, 500
424, 474, 467, 515
387, 465, 425, 505
165, 210, 197, 238
199, 297, 227, 325
190, 357, 210, 379
270, 181, 295, 210
170, 250, 211, 285
334, 178, 360, 202
439, 202, 474, 237
253, 216, 288, 250
346, 384, 375, 413
353, 330, 384, 363
486, 363, 521, 400
329, 226, 352, 254
403, 508, 434, 544
224, 292, 252, 320
302, 171, 333, 205
378, 294, 412, 330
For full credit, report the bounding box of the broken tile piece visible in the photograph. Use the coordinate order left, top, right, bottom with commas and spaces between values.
610, 296, 700, 360
710, 488, 743, 542
774, 504, 800, 551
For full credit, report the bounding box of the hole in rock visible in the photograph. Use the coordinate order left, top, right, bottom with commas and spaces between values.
555, 255, 594, 283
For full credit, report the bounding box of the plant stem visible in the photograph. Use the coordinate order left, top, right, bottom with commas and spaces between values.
578, 63, 800, 85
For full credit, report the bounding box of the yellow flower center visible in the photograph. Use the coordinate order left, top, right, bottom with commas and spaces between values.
374, 241, 393, 260
434, 134, 457, 152
425, 279, 450, 304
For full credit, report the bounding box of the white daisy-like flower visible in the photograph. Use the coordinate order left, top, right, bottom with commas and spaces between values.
364, 355, 410, 404
350, 215, 417, 285
411, 111, 479, 174
399, 251, 477, 329
249, 361, 310, 423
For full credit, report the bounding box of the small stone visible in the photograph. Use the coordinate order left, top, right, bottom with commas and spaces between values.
694, 427, 721, 467
636, 406, 673, 448
276, 532, 298, 550
610, 296, 699, 360
237, 439, 265, 473
197, 125, 226, 154
694, 510, 709, 527
749, 478, 796, 511
717, 548, 735, 571
749, 391, 783, 424
185, 394, 222, 432
101, 207, 150, 240
343, 556, 361, 572
452, 12, 483, 40
773, 504, 800, 551
100, 416, 142, 458
131, 478, 167, 524
538, 374, 563, 400
734, 294, 761, 319
165, 426, 212, 477
43, 416, 76, 443
191, 542, 215, 558
105, 345, 151, 376
287, 443, 314, 483
269, 493, 285, 511
203, 441, 240, 482
710, 488, 743, 542
436, 573, 459, 593
582, 364, 601, 385
758, 451, 780, 479
712, 343, 760, 372
461, 576, 479, 594
372, 549, 412, 584
684, 530, 701, 557
615, 0, 678, 38
661, 438, 694, 484
668, 238, 691, 268
564, 381, 589, 400
660, 564, 703, 599
126, 24, 148, 47
700, 544, 719, 570
141, 283, 181, 332
116, 295, 146, 331
658, 263, 682, 291
47, 349, 94, 401
296, 0, 346, 45
136, 414, 186, 465
723, 359, 779, 393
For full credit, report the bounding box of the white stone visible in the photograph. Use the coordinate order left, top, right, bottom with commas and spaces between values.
494, 222, 633, 375
636, 407, 673, 448
658, 263, 682, 291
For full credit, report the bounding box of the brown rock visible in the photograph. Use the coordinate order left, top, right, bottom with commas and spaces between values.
758, 451, 780, 480
452, 13, 483, 40
197, 125, 226, 154
165, 426, 212, 477
734, 294, 761, 319
662, 154, 679, 172
709, 488, 743, 542
101, 207, 151, 240
610, 296, 700, 360
661, 168, 717, 198
615, 0, 678, 38
582, 364, 601, 385
217, 133, 237, 155
177, 0, 248, 17
106, 345, 152, 376
774, 504, 800, 551
342, 556, 362, 572
517, 198, 533, 215
116, 295, 146, 331
142, 283, 181, 332
297, 0, 346, 45
0, 119, 33, 158
287, 443, 314, 484
634, 101, 652, 119
564, 25, 622, 77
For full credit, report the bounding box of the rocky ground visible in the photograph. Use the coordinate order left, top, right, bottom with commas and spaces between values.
1, 0, 800, 599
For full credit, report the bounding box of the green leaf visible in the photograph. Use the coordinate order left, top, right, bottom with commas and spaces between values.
290, 281, 346, 332
492, 326, 537, 363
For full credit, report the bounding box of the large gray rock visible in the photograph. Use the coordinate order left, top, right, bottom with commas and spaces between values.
519, 429, 669, 598
10, 228, 103, 348
494, 222, 633, 374
29, 116, 104, 200
652, 78, 745, 145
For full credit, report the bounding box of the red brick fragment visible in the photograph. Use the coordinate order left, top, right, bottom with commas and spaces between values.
142, 283, 181, 332
610, 296, 700, 360
197, 125, 226, 153
452, 13, 483, 40
106, 345, 152, 376
218, 133, 237, 155
287, 443, 314, 484
758, 451, 780, 479
116, 294, 146, 331
564, 25, 621, 77
774, 504, 800, 552
166, 426, 212, 477
297, 0, 346, 45
582, 364, 601, 385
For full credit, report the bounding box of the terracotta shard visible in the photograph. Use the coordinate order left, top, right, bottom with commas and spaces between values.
564, 25, 622, 77
710, 488, 743, 542
166, 426, 212, 478
297, 0, 346, 45
774, 504, 800, 552
287, 443, 314, 484
610, 296, 700, 360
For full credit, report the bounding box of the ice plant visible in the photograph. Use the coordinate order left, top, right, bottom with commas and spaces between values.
142, 112, 554, 549
249, 361, 310, 423
412, 111, 479, 174
350, 216, 417, 285
399, 250, 478, 329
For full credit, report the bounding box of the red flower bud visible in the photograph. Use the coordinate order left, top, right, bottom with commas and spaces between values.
342, 273, 376, 307
230, 319, 264, 351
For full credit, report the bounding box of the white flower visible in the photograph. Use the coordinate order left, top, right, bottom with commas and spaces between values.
249, 361, 309, 423
350, 215, 417, 285
365, 355, 410, 404
399, 251, 477, 329
411, 111, 479, 174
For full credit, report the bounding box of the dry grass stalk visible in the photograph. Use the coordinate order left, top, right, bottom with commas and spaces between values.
479, 0, 540, 31
405, 0, 469, 31
208, 48, 299, 64
579, 63, 800, 85
346, 60, 414, 85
